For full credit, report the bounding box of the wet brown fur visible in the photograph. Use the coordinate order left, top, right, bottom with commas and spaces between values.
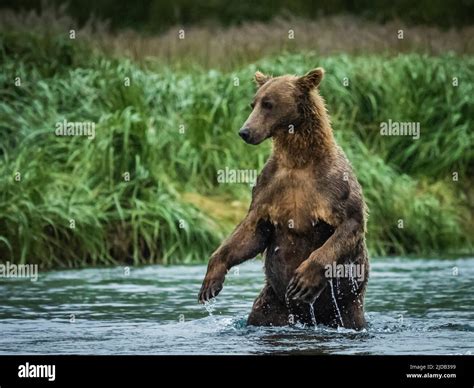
199, 68, 369, 329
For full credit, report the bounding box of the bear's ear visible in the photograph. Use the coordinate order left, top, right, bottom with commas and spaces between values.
254, 71, 270, 88
298, 67, 325, 90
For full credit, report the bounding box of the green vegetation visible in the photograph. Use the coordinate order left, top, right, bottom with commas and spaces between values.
0, 26, 473, 268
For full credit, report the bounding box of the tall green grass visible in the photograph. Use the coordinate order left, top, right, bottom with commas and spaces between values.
0, 32, 472, 268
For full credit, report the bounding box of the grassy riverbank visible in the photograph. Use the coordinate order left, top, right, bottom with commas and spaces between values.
1, 15, 473, 267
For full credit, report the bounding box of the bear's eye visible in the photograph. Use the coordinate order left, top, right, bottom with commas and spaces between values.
261, 100, 273, 110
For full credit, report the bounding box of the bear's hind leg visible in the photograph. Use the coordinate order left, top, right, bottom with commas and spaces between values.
247, 284, 289, 326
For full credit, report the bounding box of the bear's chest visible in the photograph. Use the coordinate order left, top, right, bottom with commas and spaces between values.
254, 167, 334, 232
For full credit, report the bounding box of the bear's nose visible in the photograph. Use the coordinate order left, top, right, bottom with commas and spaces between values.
239, 127, 250, 142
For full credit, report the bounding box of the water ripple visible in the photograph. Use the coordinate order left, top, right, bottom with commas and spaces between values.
0, 257, 473, 355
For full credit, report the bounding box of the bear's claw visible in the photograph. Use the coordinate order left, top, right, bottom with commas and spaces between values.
198, 278, 223, 303
286, 275, 326, 304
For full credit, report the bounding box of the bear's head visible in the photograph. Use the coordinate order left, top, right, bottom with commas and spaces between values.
238, 68, 325, 145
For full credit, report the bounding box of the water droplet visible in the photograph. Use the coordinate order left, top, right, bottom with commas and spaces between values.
329, 279, 344, 327
309, 303, 317, 329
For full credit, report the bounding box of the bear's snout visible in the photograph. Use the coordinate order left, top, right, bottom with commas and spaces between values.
239, 127, 251, 143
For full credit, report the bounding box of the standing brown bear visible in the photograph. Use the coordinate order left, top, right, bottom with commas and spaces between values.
198, 68, 369, 329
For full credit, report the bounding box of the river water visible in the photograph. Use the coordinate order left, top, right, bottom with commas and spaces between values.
0, 257, 473, 355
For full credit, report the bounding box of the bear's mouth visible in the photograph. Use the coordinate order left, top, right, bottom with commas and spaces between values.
243, 137, 263, 145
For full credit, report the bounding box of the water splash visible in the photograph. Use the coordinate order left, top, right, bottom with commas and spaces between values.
203, 299, 219, 325
203, 299, 217, 315
349, 263, 359, 294
329, 279, 344, 327
309, 303, 317, 329
285, 294, 294, 325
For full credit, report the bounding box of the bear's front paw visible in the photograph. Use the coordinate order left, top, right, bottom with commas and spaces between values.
286, 260, 327, 304
198, 265, 226, 303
